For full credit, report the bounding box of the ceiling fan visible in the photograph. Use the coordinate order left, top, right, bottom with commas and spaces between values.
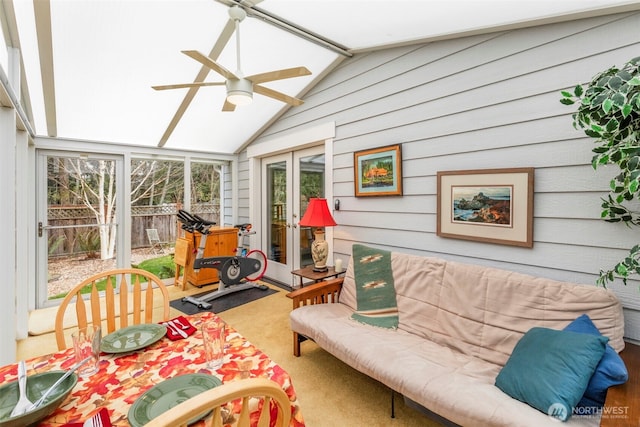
152, 5, 311, 112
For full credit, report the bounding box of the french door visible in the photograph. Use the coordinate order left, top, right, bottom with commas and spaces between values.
36, 151, 125, 308
262, 146, 327, 285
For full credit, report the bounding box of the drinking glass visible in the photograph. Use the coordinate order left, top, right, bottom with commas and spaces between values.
72, 325, 101, 376
202, 320, 226, 370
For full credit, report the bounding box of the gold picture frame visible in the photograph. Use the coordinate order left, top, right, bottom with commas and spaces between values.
437, 168, 534, 247
354, 144, 403, 197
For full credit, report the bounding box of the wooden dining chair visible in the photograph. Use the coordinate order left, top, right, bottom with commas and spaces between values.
54, 268, 170, 350
144, 378, 292, 427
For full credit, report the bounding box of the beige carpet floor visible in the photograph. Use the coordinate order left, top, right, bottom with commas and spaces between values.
18, 282, 443, 427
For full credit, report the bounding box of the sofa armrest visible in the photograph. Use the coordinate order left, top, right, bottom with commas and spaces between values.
286, 277, 344, 310
286, 278, 344, 357
601, 342, 640, 427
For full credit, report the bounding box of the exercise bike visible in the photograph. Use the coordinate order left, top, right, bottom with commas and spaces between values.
176, 210, 268, 310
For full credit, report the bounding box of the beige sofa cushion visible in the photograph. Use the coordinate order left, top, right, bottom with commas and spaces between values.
340, 247, 625, 367
290, 302, 601, 427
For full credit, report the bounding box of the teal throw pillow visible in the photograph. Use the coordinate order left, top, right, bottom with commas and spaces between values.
495, 327, 608, 421
564, 314, 628, 408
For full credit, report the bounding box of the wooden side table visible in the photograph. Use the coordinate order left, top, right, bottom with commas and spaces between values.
291, 265, 345, 288
600, 341, 639, 427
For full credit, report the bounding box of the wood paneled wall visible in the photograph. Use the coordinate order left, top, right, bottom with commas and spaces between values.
244, 12, 640, 341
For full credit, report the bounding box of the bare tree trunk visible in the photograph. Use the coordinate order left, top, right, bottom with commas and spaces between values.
96, 160, 116, 259
69, 159, 117, 260
159, 163, 172, 205
104, 161, 116, 259
148, 164, 155, 206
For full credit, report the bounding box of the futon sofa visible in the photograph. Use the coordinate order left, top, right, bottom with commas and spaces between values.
287, 244, 627, 426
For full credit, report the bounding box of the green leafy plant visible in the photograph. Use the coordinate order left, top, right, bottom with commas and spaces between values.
48, 235, 66, 255
560, 56, 640, 286
136, 255, 176, 279
76, 229, 101, 259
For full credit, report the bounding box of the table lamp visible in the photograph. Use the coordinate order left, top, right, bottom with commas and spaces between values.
299, 198, 337, 272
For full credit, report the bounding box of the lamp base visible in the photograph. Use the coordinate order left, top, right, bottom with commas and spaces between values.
310, 230, 329, 273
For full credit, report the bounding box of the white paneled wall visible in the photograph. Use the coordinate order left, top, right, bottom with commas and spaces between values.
0, 100, 17, 365
243, 12, 640, 340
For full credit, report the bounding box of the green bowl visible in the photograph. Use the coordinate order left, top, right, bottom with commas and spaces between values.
0, 370, 78, 427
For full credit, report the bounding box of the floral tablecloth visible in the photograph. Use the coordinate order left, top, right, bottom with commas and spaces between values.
0, 312, 305, 426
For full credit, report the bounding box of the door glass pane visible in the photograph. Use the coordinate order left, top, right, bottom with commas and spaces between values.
267, 161, 287, 264
299, 154, 325, 267
46, 156, 117, 300
190, 162, 220, 224
130, 158, 184, 265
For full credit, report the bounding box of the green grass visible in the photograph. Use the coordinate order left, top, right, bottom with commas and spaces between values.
134, 255, 176, 279
50, 254, 176, 300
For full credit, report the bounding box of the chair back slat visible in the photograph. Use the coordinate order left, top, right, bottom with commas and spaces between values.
89, 284, 102, 331
104, 276, 116, 333
237, 396, 250, 427
119, 274, 129, 329
144, 279, 154, 324
74, 291, 88, 330
132, 274, 142, 324
257, 396, 272, 427
211, 407, 223, 427
55, 268, 170, 350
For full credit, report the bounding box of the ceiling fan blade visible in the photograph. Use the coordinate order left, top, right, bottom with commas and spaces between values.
254, 85, 304, 106
158, 17, 236, 147
222, 99, 237, 112
247, 66, 311, 85
181, 50, 238, 80
152, 82, 225, 90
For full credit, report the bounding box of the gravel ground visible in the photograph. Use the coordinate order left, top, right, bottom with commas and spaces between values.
47, 248, 159, 296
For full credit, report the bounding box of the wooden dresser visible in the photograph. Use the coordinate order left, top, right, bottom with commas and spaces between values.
600, 342, 639, 427
174, 227, 238, 289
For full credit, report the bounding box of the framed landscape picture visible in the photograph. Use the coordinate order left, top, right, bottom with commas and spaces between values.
436, 168, 534, 247
354, 144, 403, 197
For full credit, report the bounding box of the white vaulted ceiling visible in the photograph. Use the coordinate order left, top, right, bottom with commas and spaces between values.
2, 0, 640, 154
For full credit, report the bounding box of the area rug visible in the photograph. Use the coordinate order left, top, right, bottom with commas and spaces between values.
170, 284, 278, 315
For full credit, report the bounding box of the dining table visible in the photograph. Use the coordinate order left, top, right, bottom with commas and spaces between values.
0, 312, 305, 426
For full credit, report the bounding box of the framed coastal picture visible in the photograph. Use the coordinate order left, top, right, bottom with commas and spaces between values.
436, 168, 534, 247
354, 144, 403, 197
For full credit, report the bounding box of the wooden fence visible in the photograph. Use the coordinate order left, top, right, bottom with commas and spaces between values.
47, 203, 219, 257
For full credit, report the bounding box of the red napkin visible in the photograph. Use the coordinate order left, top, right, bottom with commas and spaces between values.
63, 408, 112, 427
161, 316, 197, 340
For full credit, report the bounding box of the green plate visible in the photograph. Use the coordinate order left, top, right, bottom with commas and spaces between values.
0, 371, 78, 427
101, 324, 167, 353
128, 374, 222, 427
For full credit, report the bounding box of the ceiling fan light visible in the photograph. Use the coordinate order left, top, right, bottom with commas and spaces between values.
227, 90, 253, 106
226, 78, 253, 106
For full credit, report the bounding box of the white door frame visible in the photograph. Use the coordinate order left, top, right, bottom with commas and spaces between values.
36, 150, 127, 308
260, 146, 326, 283
261, 152, 293, 282
247, 122, 335, 286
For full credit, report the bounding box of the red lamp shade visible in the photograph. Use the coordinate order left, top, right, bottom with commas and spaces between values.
299, 198, 337, 227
